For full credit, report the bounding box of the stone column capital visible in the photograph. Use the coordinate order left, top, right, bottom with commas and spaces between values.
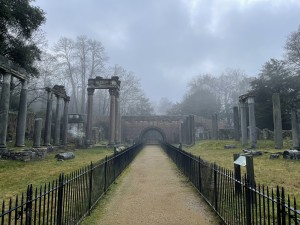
87, 88, 95, 95
109, 88, 118, 96
20, 79, 28, 89
64, 96, 70, 103
55, 94, 61, 100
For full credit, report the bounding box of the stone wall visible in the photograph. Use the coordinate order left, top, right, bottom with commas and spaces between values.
0, 147, 47, 161
121, 116, 182, 143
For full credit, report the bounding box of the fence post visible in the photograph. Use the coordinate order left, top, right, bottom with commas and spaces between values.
245, 176, 252, 225
88, 162, 93, 215
246, 156, 255, 187
198, 156, 202, 192
277, 186, 282, 225
56, 174, 64, 225
25, 185, 33, 225
233, 154, 241, 195
281, 187, 286, 225
213, 163, 218, 211
104, 156, 108, 193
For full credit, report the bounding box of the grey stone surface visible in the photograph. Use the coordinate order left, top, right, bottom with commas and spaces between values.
109, 89, 116, 145
0, 148, 47, 161
283, 150, 300, 160
239, 101, 248, 146
62, 99, 69, 146
86, 88, 94, 145
211, 113, 218, 140
243, 149, 262, 156
15, 80, 28, 147
33, 118, 43, 147
233, 106, 240, 141
247, 96, 257, 148
0, 73, 11, 148
272, 93, 283, 149
55, 152, 75, 160
291, 109, 300, 149
44, 91, 53, 146
54, 96, 61, 146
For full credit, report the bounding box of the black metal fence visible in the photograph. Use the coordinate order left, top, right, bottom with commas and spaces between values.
161, 142, 300, 225
0, 143, 143, 225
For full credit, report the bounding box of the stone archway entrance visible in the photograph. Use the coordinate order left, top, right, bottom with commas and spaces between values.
139, 127, 166, 143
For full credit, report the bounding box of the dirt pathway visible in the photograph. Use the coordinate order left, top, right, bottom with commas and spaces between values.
89, 145, 220, 225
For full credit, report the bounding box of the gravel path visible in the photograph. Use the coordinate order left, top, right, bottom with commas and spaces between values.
92, 145, 220, 225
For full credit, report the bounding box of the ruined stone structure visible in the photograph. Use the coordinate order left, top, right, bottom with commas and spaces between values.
239, 94, 257, 148
0, 56, 29, 148
44, 85, 70, 146
121, 115, 195, 145
86, 76, 121, 146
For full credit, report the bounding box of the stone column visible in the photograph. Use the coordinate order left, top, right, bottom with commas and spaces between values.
54, 95, 61, 146
62, 98, 70, 146
189, 115, 195, 145
233, 106, 240, 141
86, 88, 94, 145
15, 79, 28, 146
291, 109, 300, 149
247, 96, 257, 148
115, 90, 121, 144
179, 121, 183, 143
239, 101, 248, 146
109, 89, 116, 145
44, 89, 53, 146
0, 73, 11, 148
33, 118, 43, 148
272, 93, 283, 149
211, 113, 218, 140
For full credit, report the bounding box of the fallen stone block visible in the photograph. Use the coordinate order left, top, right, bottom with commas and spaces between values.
243, 149, 262, 156
55, 152, 75, 160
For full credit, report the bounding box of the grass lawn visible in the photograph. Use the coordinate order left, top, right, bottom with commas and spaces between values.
0, 147, 113, 202
186, 140, 300, 201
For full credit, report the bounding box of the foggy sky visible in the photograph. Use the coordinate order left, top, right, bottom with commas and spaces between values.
34, 0, 300, 103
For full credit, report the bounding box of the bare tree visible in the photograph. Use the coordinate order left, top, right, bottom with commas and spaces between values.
285, 25, 300, 69
53, 36, 107, 113
53, 37, 79, 112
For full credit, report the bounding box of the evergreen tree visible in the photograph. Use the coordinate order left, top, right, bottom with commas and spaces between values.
0, 0, 45, 75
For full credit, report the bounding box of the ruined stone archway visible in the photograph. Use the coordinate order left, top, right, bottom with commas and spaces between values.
139, 126, 166, 143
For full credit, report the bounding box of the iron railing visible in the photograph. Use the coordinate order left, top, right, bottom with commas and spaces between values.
0, 143, 143, 225
161, 142, 300, 225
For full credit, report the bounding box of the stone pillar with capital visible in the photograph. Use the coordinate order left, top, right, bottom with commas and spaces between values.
247, 96, 257, 148
15, 79, 28, 147
0, 73, 11, 149
109, 89, 116, 145
62, 97, 70, 146
44, 89, 53, 146
86, 88, 94, 145
54, 95, 61, 146
115, 90, 121, 144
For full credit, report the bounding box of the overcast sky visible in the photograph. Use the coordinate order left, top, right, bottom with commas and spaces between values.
34, 0, 300, 103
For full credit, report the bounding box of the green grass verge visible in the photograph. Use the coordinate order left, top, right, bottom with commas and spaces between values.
0, 147, 113, 202
186, 140, 300, 201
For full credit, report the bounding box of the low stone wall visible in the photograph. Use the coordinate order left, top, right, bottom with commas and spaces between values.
0, 147, 47, 161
